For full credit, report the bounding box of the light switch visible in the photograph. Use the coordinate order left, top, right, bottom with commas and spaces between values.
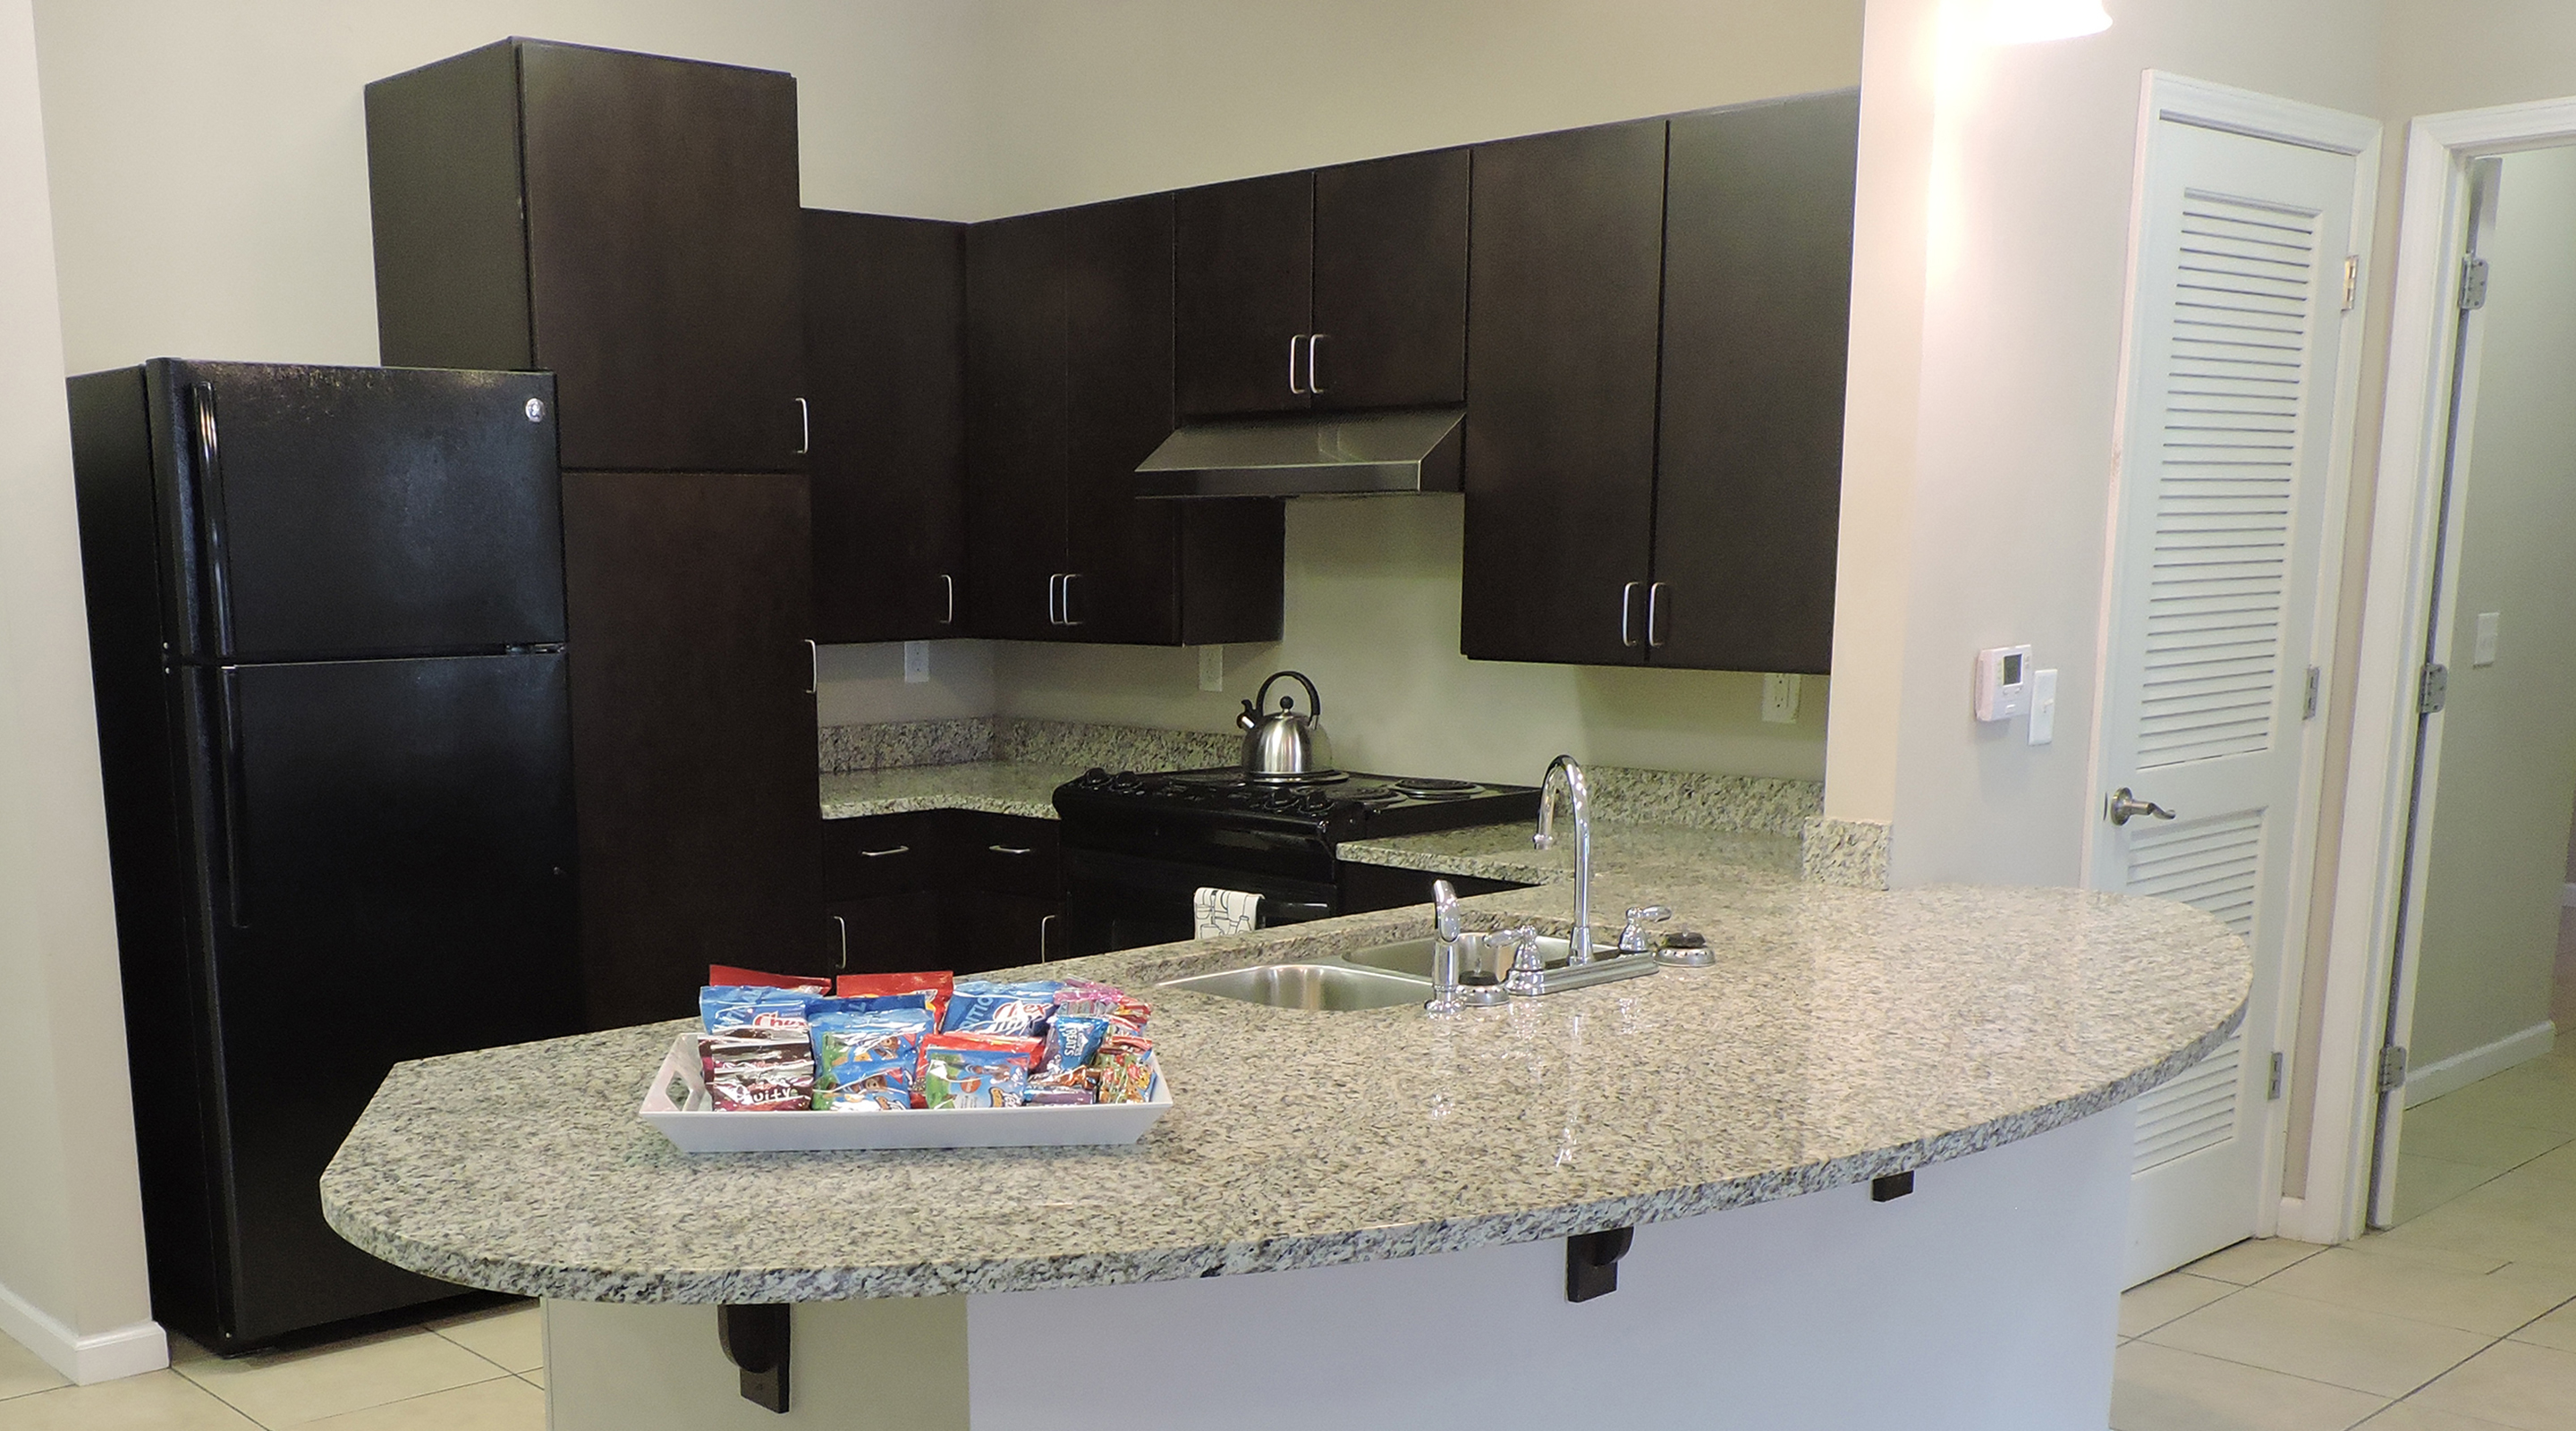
2473, 612, 2499, 667
1199, 645, 1224, 692
2027, 668, 2057, 746
1762, 673, 1801, 724
902, 640, 929, 683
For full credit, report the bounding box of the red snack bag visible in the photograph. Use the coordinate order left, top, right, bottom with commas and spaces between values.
837, 971, 954, 1030
709, 964, 832, 995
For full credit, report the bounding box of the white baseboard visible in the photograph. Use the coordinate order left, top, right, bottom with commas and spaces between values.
2405, 1020, 2558, 1107
0, 1278, 166, 1385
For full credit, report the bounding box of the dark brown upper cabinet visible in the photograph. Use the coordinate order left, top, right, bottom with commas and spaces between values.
1651, 93, 1857, 675
1461, 119, 1670, 668
1461, 92, 1857, 673
966, 197, 1284, 646
365, 38, 805, 473
804, 209, 967, 643
1175, 149, 1469, 419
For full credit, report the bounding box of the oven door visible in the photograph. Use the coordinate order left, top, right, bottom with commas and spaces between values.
1061, 848, 1338, 957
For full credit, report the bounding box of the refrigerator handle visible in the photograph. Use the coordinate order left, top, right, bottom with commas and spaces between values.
213, 665, 250, 929
191, 383, 236, 656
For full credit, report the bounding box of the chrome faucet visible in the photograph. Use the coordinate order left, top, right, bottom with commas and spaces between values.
1533, 755, 1596, 963
1426, 879, 1465, 1013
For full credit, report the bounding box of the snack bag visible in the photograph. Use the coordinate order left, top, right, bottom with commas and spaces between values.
805, 992, 937, 1020
1041, 1014, 1109, 1074
701, 985, 816, 1035
1093, 1033, 1157, 1105
809, 1008, 935, 1111
919, 1032, 1042, 1108
1023, 1067, 1097, 1105
942, 981, 1061, 1038
699, 1034, 815, 1112
835, 971, 954, 1029
1055, 979, 1150, 1035
709, 965, 832, 995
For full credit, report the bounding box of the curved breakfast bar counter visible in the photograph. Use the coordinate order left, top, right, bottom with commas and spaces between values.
320, 866, 2246, 1431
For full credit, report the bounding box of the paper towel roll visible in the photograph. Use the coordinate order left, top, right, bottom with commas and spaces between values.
1192, 886, 1263, 939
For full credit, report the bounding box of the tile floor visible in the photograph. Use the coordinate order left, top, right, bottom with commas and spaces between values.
2115, 1041, 2576, 1430
0, 1302, 542, 1431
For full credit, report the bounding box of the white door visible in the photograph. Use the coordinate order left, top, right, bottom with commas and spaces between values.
2094, 117, 2360, 1284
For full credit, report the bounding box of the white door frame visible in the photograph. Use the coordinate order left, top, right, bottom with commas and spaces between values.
2085, 72, 2380, 1249
2293, 94, 2576, 1245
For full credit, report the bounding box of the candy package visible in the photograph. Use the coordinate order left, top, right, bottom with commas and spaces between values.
943, 981, 1061, 1037
835, 972, 953, 1029
1041, 1014, 1109, 1073
919, 1032, 1042, 1108
1093, 1034, 1157, 1105
708, 965, 832, 995
809, 1008, 935, 1111
701, 985, 817, 1035
1055, 979, 1150, 1035
1023, 1068, 1096, 1105
699, 1034, 815, 1112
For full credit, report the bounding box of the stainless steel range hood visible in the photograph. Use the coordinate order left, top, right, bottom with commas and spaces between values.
1133, 407, 1463, 498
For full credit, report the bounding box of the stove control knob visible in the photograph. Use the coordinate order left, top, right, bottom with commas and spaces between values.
1075, 767, 1110, 787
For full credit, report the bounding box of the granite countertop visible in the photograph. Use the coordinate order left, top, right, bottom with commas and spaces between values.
819, 762, 1080, 821
1340, 821, 1801, 885
320, 873, 2250, 1306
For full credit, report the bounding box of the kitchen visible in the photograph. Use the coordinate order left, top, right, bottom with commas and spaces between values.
6, 4, 2554, 1431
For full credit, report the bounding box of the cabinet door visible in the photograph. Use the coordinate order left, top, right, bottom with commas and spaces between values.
561, 471, 820, 1029
1651, 94, 1858, 674
805, 210, 967, 643
516, 42, 804, 473
825, 893, 946, 977
1063, 194, 1183, 645
1312, 148, 1470, 411
964, 211, 1072, 640
1176, 173, 1314, 419
1461, 121, 1668, 666
947, 893, 1064, 975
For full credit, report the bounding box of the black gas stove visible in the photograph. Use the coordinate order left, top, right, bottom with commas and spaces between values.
1052, 766, 1540, 954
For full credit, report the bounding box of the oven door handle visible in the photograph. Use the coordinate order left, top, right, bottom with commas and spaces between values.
1263, 899, 1333, 922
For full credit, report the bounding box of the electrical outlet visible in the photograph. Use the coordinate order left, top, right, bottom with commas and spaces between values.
2473, 612, 2499, 666
1761, 673, 1801, 724
2027, 668, 2057, 746
902, 641, 928, 684
1199, 646, 1224, 692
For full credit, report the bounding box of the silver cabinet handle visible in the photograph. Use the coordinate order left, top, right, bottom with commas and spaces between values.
1288, 334, 1307, 395
833, 914, 849, 972
1620, 582, 1642, 648
1038, 913, 1058, 961
941, 572, 955, 625
860, 845, 911, 858
2106, 788, 2178, 826
1061, 572, 1083, 626
1647, 582, 1670, 648
1307, 333, 1329, 394
1046, 573, 1062, 625
795, 396, 809, 456
804, 639, 818, 694
987, 844, 1035, 856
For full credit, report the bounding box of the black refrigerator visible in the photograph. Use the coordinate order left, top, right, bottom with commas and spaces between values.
67, 360, 583, 1352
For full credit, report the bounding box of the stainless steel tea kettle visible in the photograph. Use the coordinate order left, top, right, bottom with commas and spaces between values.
1237, 671, 1336, 783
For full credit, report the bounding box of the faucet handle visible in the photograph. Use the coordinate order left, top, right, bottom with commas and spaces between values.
1431, 879, 1462, 944
1618, 906, 1672, 953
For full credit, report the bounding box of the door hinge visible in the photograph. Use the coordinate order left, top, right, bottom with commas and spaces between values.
2418, 662, 2449, 715
2377, 1045, 2409, 1095
2267, 1051, 2286, 1100
2302, 665, 2322, 720
2460, 256, 2489, 310
2342, 254, 2360, 311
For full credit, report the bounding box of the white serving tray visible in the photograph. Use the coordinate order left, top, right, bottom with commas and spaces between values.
638, 1032, 1171, 1153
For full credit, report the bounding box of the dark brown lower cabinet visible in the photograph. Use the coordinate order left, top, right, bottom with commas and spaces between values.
821, 810, 1063, 976
561, 471, 820, 1030
1337, 862, 1531, 916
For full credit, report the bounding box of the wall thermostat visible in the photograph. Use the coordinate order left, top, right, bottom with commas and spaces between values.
1974, 645, 2034, 723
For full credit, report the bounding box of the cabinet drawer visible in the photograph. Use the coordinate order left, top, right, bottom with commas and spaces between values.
820, 812, 948, 900
957, 814, 1063, 898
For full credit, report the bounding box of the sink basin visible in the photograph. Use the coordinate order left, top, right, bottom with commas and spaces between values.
1342, 934, 1580, 980
1157, 962, 1427, 1011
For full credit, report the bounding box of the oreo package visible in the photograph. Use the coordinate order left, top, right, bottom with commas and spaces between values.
699, 1034, 815, 1113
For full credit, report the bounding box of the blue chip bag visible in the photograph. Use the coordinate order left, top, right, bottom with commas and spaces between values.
1041, 1014, 1109, 1073
809, 1007, 935, 1111
802, 992, 936, 1020
941, 980, 1062, 1037
701, 985, 815, 1036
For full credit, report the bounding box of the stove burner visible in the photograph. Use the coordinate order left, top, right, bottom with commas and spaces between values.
1245, 768, 1346, 787
1391, 776, 1480, 800
1340, 784, 1404, 807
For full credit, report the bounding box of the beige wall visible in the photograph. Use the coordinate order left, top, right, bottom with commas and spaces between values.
2402, 143, 2576, 1069
0, 0, 157, 1370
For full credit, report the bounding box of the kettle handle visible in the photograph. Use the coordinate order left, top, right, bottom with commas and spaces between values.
1253, 670, 1322, 720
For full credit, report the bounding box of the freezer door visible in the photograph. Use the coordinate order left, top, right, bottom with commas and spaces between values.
191, 653, 577, 1344
154, 360, 564, 660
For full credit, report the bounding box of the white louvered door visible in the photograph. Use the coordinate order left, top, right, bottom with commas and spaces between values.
2095, 117, 2357, 1285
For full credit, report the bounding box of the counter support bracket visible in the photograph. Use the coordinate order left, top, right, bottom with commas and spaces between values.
716, 1304, 791, 1413
1566, 1226, 1634, 1302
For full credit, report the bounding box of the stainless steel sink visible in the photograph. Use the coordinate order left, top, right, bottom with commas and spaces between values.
1157, 962, 1428, 1011
1342, 934, 1579, 980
